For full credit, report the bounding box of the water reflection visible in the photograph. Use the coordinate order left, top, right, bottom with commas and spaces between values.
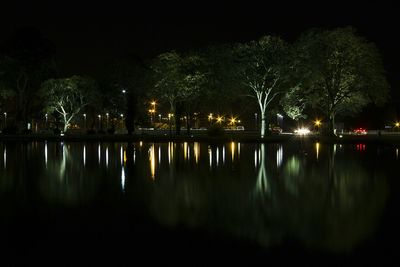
0, 141, 391, 254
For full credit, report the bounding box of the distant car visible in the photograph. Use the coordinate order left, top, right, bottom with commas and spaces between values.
236, 126, 245, 131
353, 128, 367, 135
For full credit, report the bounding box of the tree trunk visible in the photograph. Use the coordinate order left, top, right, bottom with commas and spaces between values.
328, 112, 336, 136
260, 111, 266, 138
186, 113, 191, 135
175, 102, 183, 135
63, 114, 68, 132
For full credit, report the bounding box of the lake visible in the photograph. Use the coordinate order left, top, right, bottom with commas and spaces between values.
1, 140, 399, 265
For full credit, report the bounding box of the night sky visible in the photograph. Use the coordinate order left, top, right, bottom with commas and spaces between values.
1, 0, 399, 97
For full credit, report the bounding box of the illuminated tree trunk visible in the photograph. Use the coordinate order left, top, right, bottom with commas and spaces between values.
260, 112, 266, 138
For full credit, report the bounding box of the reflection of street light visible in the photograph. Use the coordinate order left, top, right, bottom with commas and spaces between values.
3, 112, 7, 128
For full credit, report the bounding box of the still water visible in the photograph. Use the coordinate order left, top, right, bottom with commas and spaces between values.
1, 141, 399, 264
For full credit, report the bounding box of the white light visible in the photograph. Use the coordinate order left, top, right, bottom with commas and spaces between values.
294, 128, 311, 135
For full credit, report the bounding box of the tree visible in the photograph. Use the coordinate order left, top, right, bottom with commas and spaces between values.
151, 51, 208, 135
39, 76, 98, 132
0, 27, 57, 130
281, 85, 307, 122
295, 27, 389, 135
234, 36, 293, 138
99, 55, 150, 134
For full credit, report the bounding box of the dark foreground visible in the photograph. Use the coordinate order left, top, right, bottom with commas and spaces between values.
1, 140, 400, 266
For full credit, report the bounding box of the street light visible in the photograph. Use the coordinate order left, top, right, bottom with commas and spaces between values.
314, 119, 321, 133
216, 115, 223, 124
122, 89, 126, 94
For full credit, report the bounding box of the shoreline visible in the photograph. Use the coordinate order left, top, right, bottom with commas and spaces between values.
1, 133, 400, 145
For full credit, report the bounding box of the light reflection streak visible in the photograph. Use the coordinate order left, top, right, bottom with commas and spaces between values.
254, 149, 258, 168
231, 142, 235, 162
3, 146, 6, 169
184, 142, 188, 161
106, 147, 109, 167
158, 146, 161, 165
396, 148, 398, 160
316, 142, 320, 160
98, 143, 101, 164
120, 146, 123, 165
238, 142, 241, 158
45, 142, 48, 167
222, 146, 225, 164
123, 148, 127, 165
333, 144, 337, 155
216, 147, 219, 167
194, 142, 199, 164
168, 142, 174, 165
121, 166, 126, 192
208, 146, 212, 169
276, 145, 283, 168
83, 145, 86, 166
149, 144, 156, 179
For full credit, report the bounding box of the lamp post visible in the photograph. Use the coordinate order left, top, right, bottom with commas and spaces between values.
150, 101, 156, 126
168, 113, 172, 135
120, 114, 124, 130
45, 113, 48, 129
106, 113, 109, 129
98, 115, 102, 130
83, 113, 87, 129
277, 113, 283, 129
255, 113, 258, 131
314, 119, 321, 134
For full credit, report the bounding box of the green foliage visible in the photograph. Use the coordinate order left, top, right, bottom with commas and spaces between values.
281, 85, 307, 121
151, 51, 209, 111
295, 27, 389, 121
39, 76, 98, 131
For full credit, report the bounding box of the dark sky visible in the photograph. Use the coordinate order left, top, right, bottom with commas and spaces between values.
1, 0, 399, 92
